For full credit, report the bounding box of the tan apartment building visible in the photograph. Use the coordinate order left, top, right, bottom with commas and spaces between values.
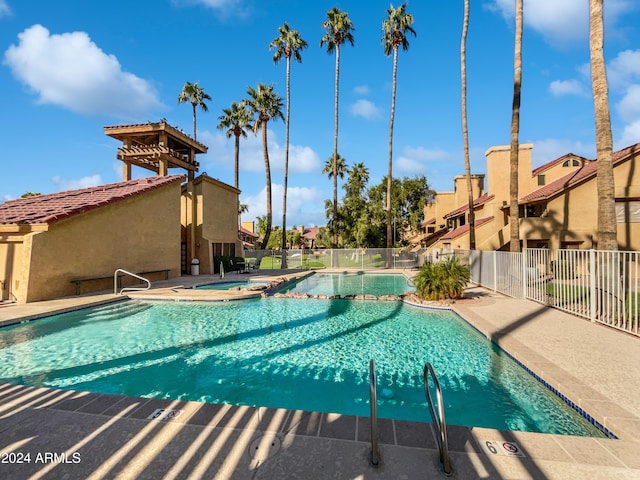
421, 143, 640, 252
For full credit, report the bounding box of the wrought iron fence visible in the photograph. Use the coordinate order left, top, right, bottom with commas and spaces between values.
243, 248, 418, 271
463, 248, 640, 337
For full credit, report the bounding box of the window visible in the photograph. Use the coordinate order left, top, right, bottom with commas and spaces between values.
562, 159, 580, 167
537, 174, 545, 186
616, 201, 640, 223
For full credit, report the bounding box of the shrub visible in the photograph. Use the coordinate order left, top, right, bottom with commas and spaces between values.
414, 257, 470, 300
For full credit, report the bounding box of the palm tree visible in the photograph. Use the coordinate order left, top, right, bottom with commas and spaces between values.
321, 8, 355, 248
178, 81, 211, 141
461, 0, 475, 249
589, 0, 617, 251
270, 23, 308, 252
322, 154, 348, 180
508, 0, 523, 253
217, 101, 253, 189
382, 3, 416, 249
246, 83, 284, 250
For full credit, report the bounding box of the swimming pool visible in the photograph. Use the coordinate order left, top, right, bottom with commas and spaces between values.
0, 298, 603, 437
283, 273, 414, 296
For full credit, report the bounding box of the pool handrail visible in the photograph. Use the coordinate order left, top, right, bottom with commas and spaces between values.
369, 358, 380, 467
423, 362, 453, 476
114, 269, 151, 295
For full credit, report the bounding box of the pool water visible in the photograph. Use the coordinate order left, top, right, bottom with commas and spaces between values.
0, 298, 603, 437
283, 273, 414, 296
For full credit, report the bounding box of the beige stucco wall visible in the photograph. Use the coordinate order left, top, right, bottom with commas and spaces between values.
486, 144, 533, 203
182, 175, 241, 275
20, 182, 182, 302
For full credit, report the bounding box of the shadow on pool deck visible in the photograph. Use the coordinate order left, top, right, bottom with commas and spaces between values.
0, 278, 639, 478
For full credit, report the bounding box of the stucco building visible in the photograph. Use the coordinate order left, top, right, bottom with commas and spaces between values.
420, 143, 640, 252
0, 120, 241, 303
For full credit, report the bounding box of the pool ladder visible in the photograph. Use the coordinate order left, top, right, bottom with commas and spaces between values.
114, 269, 151, 295
369, 359, 380, 467
424, 362, 453, 476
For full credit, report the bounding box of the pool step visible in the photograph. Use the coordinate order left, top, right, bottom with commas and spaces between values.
80, 301, 152, 323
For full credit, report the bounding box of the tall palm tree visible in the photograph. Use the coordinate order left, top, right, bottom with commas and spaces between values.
461, 0, 475, 249
508, 0, 523, 253
270, 23, 308, 253
246, 83, 284, 250
321, 8, 355, 248
217, 101, 253, 189
589, 0, 617, 251
382, 3, 415, 249
178, 81, 211, 141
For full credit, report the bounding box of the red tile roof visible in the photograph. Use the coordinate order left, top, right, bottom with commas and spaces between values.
444, 193, 495, 219
302, 227, 320, 240
531, 153, 591, 176
520, 143, 640, 203
0, 176, 184, 225
239, 225, 259, 238
441, 216, 494, 240
423, 217, 436, 226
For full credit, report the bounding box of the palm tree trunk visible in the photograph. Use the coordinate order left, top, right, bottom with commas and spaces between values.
234, 132, 240, 240
332, 45, 340, 248
386, 47, 398, 249
590, 0, 617, 251
261, 120, 272, 250
509, 0, 523, 253
192, 104, 197, 141
462, 0, 475, 250
281, 56, 291, 254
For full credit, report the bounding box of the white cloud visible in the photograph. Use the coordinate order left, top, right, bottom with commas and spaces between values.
3, 24, 163, 118
616, 85, 640, 122
3, 194, 14, 202
0, 0, 11, 17
353, 85, 371, 95
52, 174, 102, 191
549, 79, 587, 97
201, 129, 321, 175
619, 120, 640, 147
242, 183, 325, 228
485, 0, 634, 47
607, 49, 640, 90
349, 99, 382, 120
396, 146, 452, 174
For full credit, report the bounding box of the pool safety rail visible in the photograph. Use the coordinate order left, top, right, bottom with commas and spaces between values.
424, 362, 453, 476
369, 359, 380, 467
114, 269, 151, 295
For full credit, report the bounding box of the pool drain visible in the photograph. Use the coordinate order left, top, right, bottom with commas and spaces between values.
249, 435, 281, 462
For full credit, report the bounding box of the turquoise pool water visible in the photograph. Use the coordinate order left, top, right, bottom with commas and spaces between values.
0, 298, 603, 437
283, 273, 414, 296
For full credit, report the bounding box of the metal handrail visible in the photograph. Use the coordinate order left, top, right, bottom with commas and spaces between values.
369, 359, 380, 467
424, 362, 453, 476
114, 269, 151, 295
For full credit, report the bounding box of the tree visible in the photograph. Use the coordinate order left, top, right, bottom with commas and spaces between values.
269, 23, 308, 252
246, 84, 284, 250
321, 7, 355, 248
461, 0, 475, 250
217, 101, 253, 189
589, 0, 617, 251
508, 0, 523, 252
321, 154, 348, 180
382, 3, 416, 248
178, 81, 211, 141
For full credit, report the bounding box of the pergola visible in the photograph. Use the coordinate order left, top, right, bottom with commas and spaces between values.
104, 119, 207, 181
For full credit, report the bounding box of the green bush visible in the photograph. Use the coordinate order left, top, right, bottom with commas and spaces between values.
414, 257, 470, 300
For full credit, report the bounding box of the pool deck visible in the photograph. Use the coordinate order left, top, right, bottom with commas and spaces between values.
0, 272, 639, 479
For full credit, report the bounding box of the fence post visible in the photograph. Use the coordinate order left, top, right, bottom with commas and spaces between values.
589, 249, 596, 322
522, 247, 527, 299
493, 251, 497, 292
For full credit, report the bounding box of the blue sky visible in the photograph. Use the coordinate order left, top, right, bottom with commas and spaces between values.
1, 0, 639, 229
